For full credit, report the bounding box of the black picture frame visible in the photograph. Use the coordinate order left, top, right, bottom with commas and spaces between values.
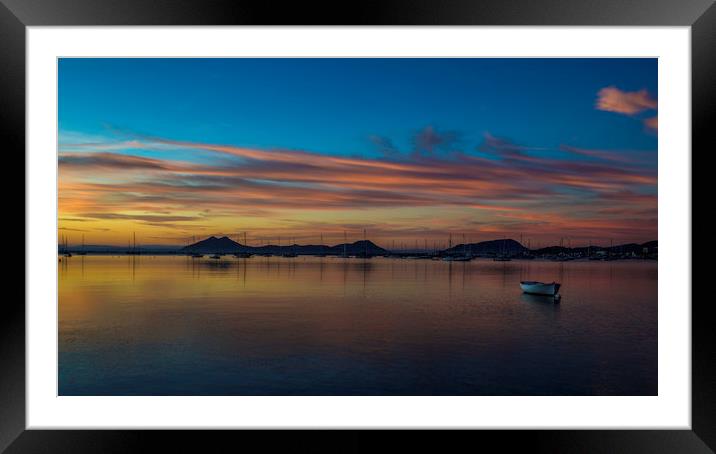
3, 0, 711, 452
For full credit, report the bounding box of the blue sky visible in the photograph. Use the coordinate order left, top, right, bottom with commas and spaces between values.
59, 58, 657, 157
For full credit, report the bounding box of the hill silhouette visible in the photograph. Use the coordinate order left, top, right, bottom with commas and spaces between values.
533, 240, 657, 255
181, 236, 242, 253
66, 236, 656, 257
181, 237, 388, 256
444, 238, 527, 256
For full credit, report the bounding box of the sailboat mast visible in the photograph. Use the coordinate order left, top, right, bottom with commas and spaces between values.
364, 229, 367, 257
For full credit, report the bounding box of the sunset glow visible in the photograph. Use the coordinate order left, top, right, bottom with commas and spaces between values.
58, 58, 657, 248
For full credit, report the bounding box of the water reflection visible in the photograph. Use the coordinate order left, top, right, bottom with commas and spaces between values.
58, 256, 657, 396
519, 293, 563, 323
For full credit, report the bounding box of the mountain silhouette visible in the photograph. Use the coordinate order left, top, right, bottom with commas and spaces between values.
444, 238, 527, 255
533, 240, 657, 255
181, 236, 242, 253
181, 237, 388, 256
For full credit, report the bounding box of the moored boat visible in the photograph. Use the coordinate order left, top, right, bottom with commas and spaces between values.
520, 281, 561, 296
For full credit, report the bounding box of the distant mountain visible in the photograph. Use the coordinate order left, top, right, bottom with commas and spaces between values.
532, 245, 572, 255
641, 240, 658, 250
181, 236, 242, 253
444, 238, 527, 256
180, 237, 388, 256
444, 239, 657, 256
327, 240, 387, 256
534, 240, 657, 255
605, 241, 658, 254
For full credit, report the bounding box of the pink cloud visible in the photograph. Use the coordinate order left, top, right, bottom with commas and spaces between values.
596, 86, 657, 115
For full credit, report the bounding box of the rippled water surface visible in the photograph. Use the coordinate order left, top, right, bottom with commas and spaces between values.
59, 256, 657, 395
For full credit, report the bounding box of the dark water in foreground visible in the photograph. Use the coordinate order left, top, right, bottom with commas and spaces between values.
59, 256, 657, 395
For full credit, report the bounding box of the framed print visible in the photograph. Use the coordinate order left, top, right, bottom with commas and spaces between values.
4, 0, 712, 452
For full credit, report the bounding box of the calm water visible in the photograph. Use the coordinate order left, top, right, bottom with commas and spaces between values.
59, 256, 657, 395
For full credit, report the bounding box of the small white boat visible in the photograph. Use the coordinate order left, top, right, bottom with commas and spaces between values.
520, 281, 561, 296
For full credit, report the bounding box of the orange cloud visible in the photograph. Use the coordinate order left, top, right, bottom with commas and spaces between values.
644, 116, 658, 131
596, 86, 657, 115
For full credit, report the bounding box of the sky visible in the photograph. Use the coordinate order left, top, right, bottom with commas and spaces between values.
58, 58, 657, 248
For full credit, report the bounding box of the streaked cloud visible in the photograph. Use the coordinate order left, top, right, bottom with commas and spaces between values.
80, 213, 202, 223
59, 152, 170, 171
560, 145, 653, 164
58, 130, 657, 246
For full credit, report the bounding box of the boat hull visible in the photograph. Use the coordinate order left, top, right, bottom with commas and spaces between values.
520, 281, 561, 296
